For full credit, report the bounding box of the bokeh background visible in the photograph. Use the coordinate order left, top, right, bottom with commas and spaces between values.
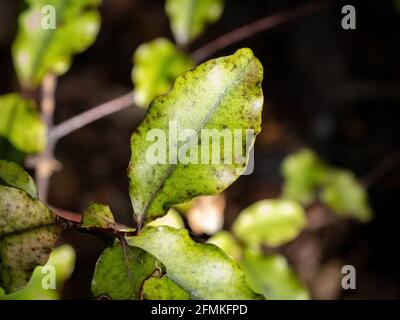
1, 0, 399, 299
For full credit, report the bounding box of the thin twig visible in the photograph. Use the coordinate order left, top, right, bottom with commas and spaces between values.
361, 151, 400, 188
192, 0, 330, 62
35, 73, 58, 202
49, 91, 135, 142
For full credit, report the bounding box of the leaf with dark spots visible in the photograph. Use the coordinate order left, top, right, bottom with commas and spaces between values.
80, 202, 116, 229
0, 185, 60, 293
128, 48, 264, 226
91, 241, 162, 300
128, 226, 262, 299
142, 275, 190, 300
0, 225, 61, 293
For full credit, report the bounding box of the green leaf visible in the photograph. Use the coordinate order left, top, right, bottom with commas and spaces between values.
241, 250, 309, 300
80, 202, 115, 229
281, 148, 327, 206
0, 186, 60, 293
13, 0, 101, 87
91, 241, 161, 300
207, 230, 242, 260
0, 225, 61, 294
321, 169, 372, 222
281, 149, 327, 205
0, 160, 38, 199
0, 244, 75, 300
142, 275, 190, 300
147, 208, 185, 229
0, 94, 46, 154
128, 48, 263, 226
0, 186, 55, 235
232, 199, 307, 247
128, 226, 261, 299
165, 0, 224, 45
132, 38, 194, 108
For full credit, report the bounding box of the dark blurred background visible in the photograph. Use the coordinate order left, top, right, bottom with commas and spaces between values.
1, 0, 399, 299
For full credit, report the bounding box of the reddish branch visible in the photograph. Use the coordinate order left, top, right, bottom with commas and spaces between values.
192, 1, 330, 62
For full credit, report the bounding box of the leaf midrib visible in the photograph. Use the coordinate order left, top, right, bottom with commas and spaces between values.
141, 58, 253, 224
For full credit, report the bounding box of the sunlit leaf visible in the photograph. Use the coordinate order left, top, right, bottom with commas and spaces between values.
207, 230, 242, 260
0, 244, 75, 300
0, 186, 60, 293
321, 170, 372, 222
142, 275, 190, 300
281, 148, 327, 206
91, 241, 161, 300
0, 94, 46, 154
128, 48, 263, 226
132, 38, 194, 108
13, 0, 101, 87
147, 208, 185, 229
232, 199, 307, 247
0, 160, 38, 199
165, 0, 224, 45
128, 226, 261, 299
241, 249, 309, 300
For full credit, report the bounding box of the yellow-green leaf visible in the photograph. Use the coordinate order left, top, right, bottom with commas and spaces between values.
165, 0, 224, 45
147, 208, 185, 229
128, 48, 263, 226
0, 160, 38, 199
132, 38, 194, 108
128, 226, 261, 299
142, 275, 190, 300
281, 148, 327, 206
0, 94, 46, 154
232, 199, 307, 247
207, 230, 242, 260
321, 170, 372, 222
241, 249, 309, 300
13, 0, 101, 87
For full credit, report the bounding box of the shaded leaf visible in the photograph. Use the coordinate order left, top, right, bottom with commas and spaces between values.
0, 94, 46, 154
128, 48, 263, 226
0, 225, 61, 293
80, 202, 115, 229
142, 275, 190, 300
132, 38, 194, 108
321, 170, 372, 222
13, 0, 101, 87
232, 199, 307, 247
165, 0, 224, 45
128, 226, 261, 299
91, 241, 161, 300
0, 160, 38, 199
0, 185, 60, 293
207, 230, 242, 261
0, 244, 75, 300
241, 249, 309, 300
